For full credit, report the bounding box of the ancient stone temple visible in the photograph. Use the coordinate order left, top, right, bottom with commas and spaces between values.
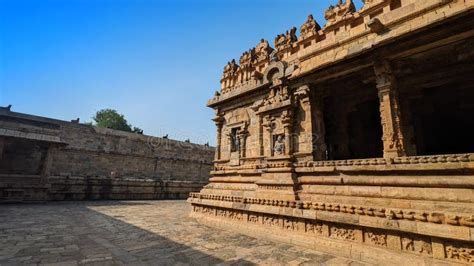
189, 0, 474, 264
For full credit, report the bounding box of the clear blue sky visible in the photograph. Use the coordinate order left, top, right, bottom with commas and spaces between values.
0, 0, 363, 145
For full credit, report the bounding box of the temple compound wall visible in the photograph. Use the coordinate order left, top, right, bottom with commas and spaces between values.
189, 0, 474, 264
0, 109, 214, 201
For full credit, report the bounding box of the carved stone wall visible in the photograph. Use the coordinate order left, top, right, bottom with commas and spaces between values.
192, 0, 474, 264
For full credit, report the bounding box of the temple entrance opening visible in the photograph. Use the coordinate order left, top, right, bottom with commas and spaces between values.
396, 37, 474, 156
315, 69, 383, 160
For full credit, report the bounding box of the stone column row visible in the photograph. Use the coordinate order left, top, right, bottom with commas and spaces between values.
301, 60, 410, 161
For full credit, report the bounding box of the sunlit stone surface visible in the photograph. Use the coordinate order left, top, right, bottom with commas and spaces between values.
0, 200, 362, 265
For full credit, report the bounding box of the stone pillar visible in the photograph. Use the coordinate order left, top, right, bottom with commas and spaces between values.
295, 85, 316, 159
238, 131, 248, 158
213, 115, 224, 161
258, 116, 264, 156
263, 115, 274, 157
374, 61, 407, 159
282, 109, 293, 156
312, 91, 327, 160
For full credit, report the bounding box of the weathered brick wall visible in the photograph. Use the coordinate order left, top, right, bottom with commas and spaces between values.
51, 123, 214, 181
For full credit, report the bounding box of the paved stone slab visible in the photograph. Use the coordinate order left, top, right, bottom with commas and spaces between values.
0, 201, 365, 265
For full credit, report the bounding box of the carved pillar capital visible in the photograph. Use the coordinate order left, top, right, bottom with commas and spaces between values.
294, 84, 311, 104
281, 109, 293, 128
262, 115, 274, 132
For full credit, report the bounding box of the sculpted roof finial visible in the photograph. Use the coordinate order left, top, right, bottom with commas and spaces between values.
325, 0, 355, 23
300, 14, 321, 40
274, 27, 297, 51
255, 39, 274, 62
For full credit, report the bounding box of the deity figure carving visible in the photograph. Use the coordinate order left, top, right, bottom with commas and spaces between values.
275, 27, 297, 51
300, 15, 321, 39
325, 0, 356, 23
274, 135, 285, 155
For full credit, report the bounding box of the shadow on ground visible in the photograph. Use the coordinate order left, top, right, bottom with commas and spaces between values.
0, 201, 254, 265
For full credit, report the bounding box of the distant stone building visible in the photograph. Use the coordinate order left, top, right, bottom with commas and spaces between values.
0, 108, 214, 201
189, 0, 474, 264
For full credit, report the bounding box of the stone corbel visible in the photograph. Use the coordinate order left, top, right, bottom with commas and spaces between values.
294, 85, 311, 104
368, 18, 386, 34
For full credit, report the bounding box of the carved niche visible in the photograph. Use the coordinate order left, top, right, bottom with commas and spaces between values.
253, 85, 295, 158
224, 109, 250, 164
273, 134, 286, 156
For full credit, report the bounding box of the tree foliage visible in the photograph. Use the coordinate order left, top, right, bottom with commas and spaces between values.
92, 109, 143, 134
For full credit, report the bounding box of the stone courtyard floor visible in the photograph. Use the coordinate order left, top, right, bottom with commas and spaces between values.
0, 200, 365, 265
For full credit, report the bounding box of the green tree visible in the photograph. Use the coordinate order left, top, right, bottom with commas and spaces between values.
92, 109, 143, 134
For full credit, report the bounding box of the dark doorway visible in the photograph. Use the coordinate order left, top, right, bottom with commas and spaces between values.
347, 99, 383, 159
321, 74, 384, 160
410, 86, 474, 155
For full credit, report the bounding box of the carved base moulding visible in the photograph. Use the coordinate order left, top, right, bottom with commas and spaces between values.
190, 204, 474, 265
